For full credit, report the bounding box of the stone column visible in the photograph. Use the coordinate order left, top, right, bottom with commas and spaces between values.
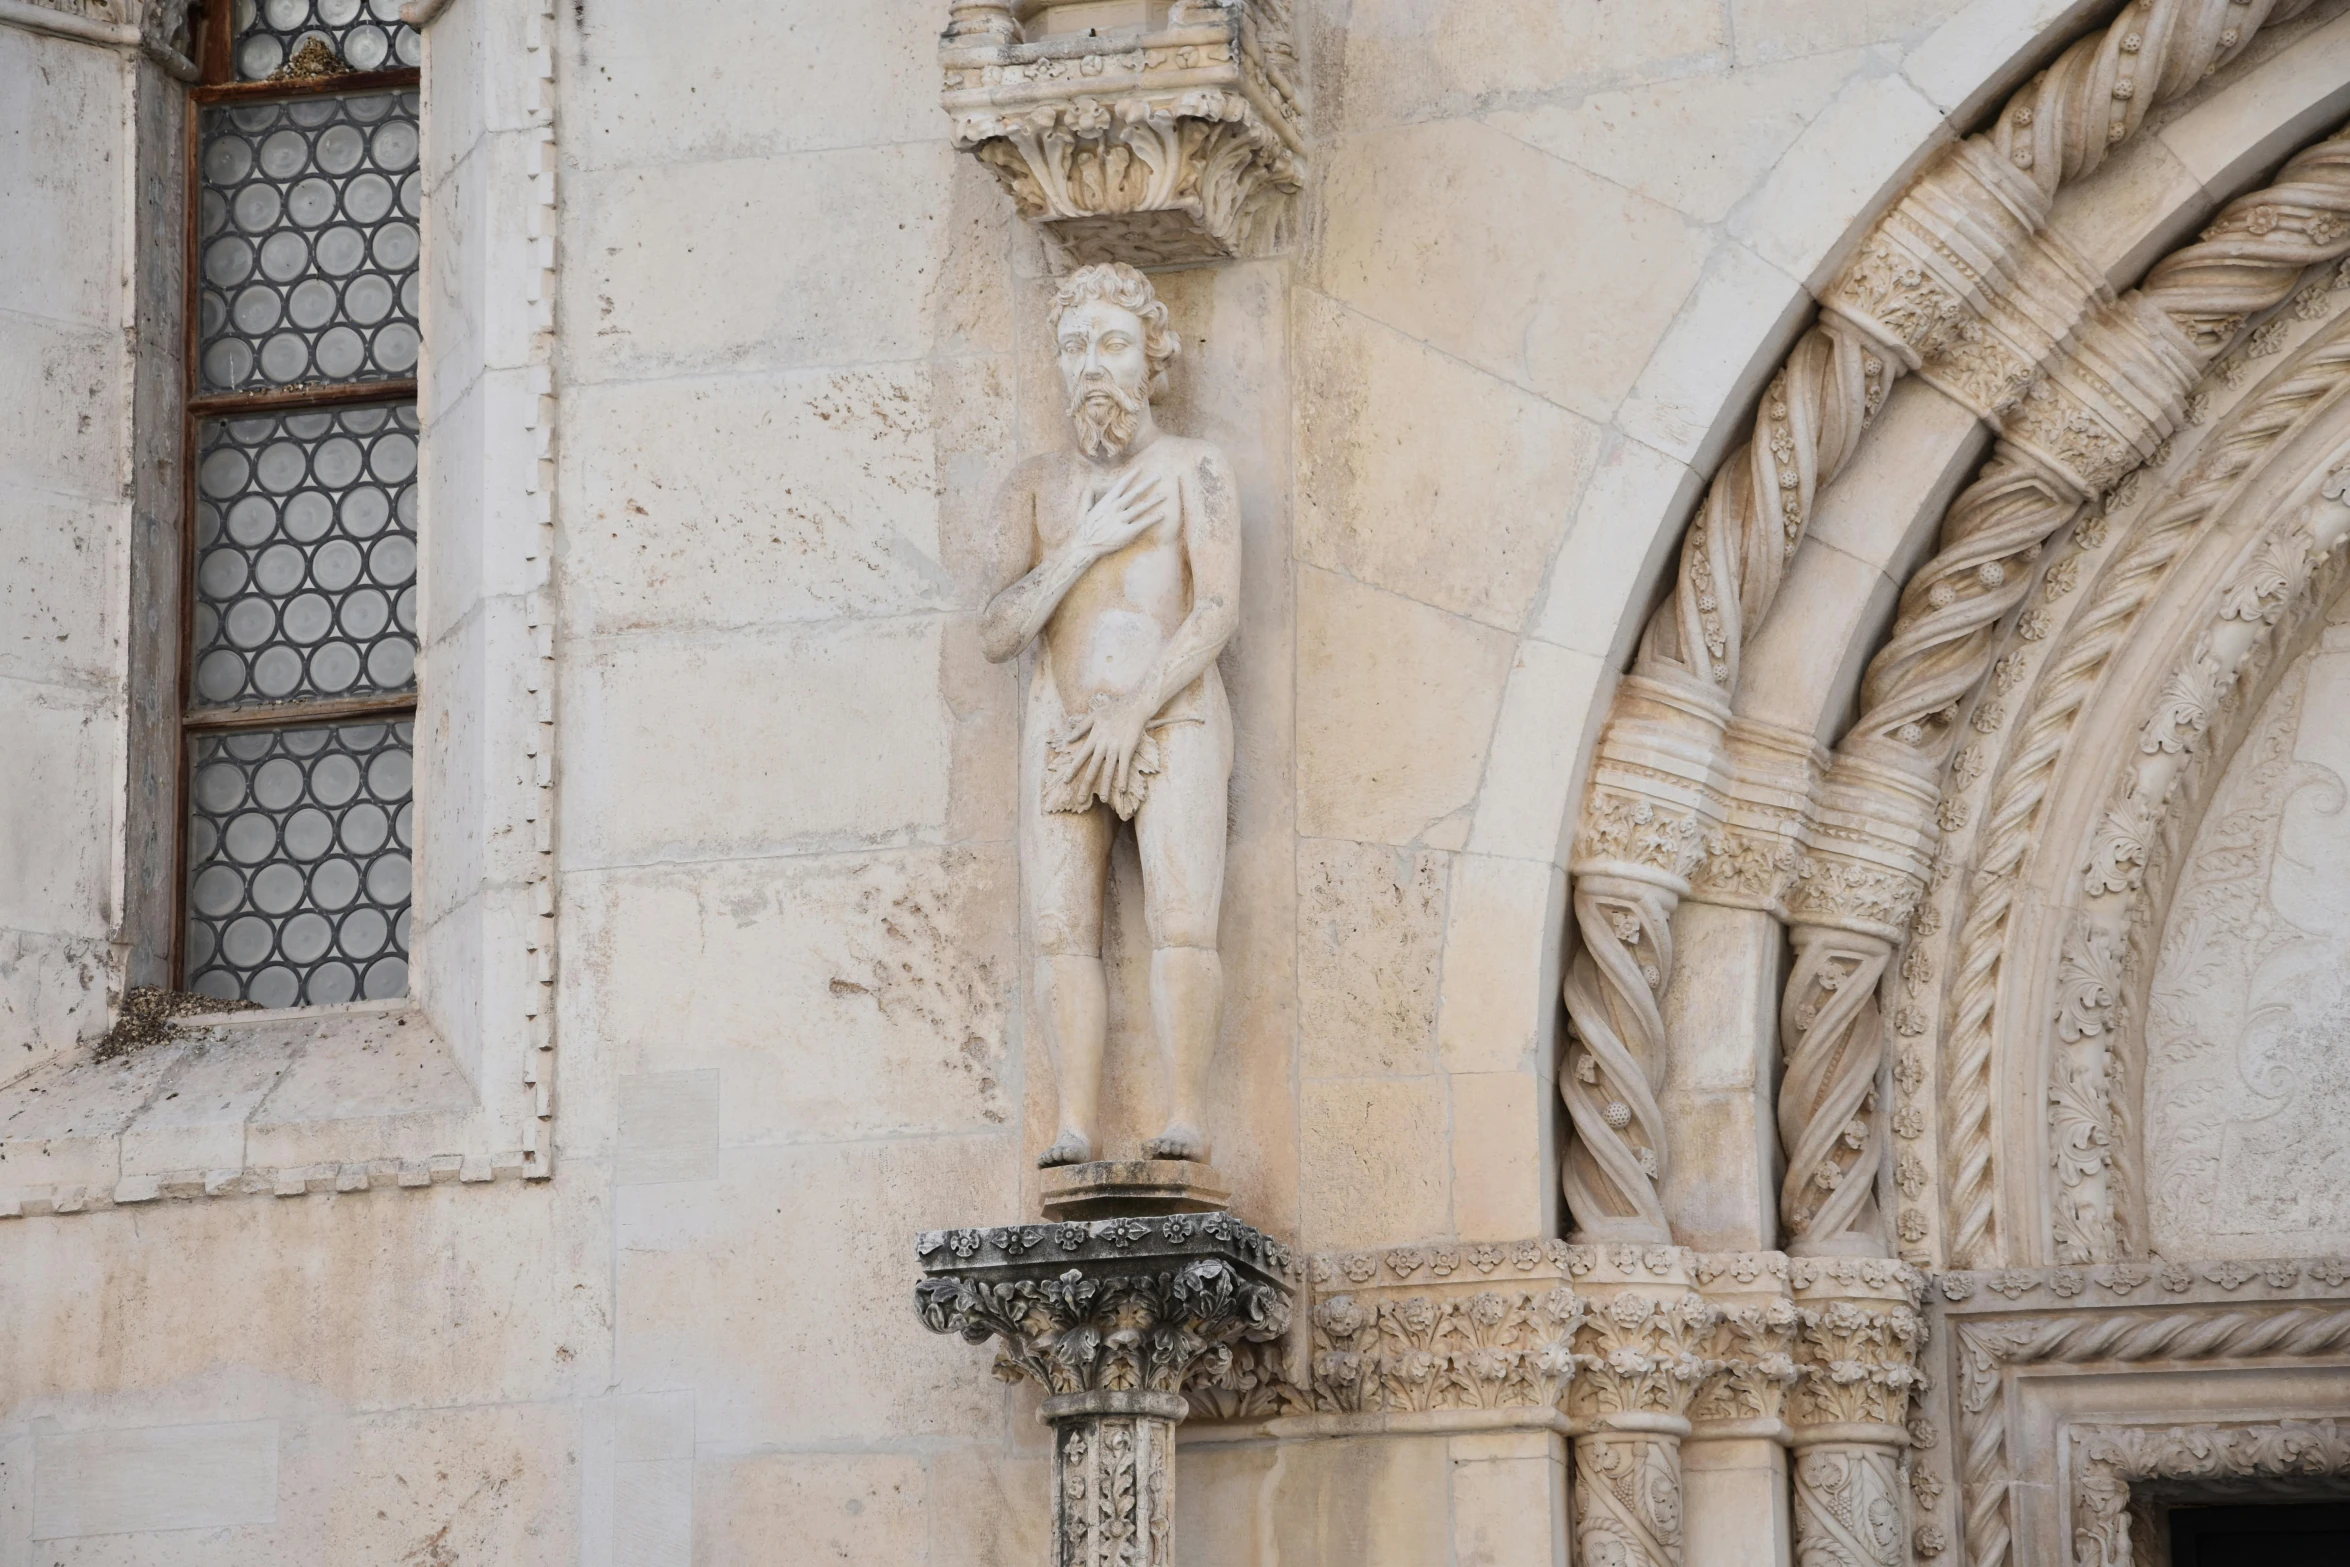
1564, 1249, 1719, 1567
1685, 1255, 1800, 1567
1787, 1261, 1925, 1567
915, 1208, 1296, 1567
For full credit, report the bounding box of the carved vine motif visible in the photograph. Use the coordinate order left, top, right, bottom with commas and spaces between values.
1055, 1413, 1178, 1567
2048, 924, 2126, 1263
1575, 1433, 1686, 1567
2072, 1418, 2350, 1567
1563, 871, 1683, 1241
1779, 929, 1895, 1254
1795, 1444, 1908, 1567
1566, 0, 2319, 1258
2142, 639, 2350, 1253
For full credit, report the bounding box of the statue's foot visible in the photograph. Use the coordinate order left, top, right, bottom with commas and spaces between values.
1142, 1124, 1209, 1163
1037, 1131, 1093, 1169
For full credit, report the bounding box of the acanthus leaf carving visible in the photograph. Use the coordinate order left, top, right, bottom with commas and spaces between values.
941, 0, 1305, 267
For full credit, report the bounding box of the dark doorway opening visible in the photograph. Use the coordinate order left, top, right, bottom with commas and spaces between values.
2170, 1500, 2350, 1566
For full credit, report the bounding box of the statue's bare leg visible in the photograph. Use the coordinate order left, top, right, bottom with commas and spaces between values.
1036, 953, 1106, 1167
1026, 757, 1114, 1168
1145, 947, 1220, 1161
1135, 685, 1232, 1163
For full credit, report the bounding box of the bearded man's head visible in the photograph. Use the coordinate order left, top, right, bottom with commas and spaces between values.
1051, 262, 1180, 462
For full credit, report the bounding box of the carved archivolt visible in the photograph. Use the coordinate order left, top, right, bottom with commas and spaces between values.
1562, 0, 2323, 1249
1910, 260, 2350, 1276
1911, 138, 2350, 1274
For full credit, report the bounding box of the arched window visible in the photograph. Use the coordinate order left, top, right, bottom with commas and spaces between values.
179, 0, 421, 1007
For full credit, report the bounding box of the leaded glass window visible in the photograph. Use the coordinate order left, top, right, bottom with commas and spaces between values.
179, 2, 421, 1008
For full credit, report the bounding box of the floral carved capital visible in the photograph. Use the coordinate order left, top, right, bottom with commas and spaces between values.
1566, 1288, 1722, 1424
914, 1213, 1296, 1397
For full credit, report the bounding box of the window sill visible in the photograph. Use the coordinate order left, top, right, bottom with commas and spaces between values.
0, 999, 538, 1219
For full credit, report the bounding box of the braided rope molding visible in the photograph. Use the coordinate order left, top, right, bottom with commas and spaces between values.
1562, 0, 2319, 1244
1929, 237, 2350, 1275
1954, 1301, 2350, 1567
1899, 308, 2350, 1265
1783, 125, 2350, 1274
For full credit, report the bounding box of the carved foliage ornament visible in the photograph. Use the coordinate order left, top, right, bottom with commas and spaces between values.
914, 1213, 1296, 1395
2072, 1418, 2350, 1567
940, 0, 1305, 266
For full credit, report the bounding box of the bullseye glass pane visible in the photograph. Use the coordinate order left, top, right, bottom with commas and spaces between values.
184, 720, 412, 1006
191, 402, 418, 711
230, 0, 419, 81
197, 92, 419, 394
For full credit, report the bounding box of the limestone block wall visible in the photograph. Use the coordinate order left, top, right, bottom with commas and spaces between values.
0, 12, 163, 1054
13, 1, 2342, 1564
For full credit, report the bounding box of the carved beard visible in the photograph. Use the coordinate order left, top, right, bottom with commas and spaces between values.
1069, 377, 1147, 462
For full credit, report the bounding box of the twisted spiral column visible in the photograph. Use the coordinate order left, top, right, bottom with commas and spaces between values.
1567, 0, 2316, 1248
1563, 874, 1679, 1239
1567, 320, 1900, 1241
1778, 928, 1893, 1255
1793, 122, 2350, 1270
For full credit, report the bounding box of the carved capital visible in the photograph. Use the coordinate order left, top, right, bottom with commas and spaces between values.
940, 0, 1305, 267
1786, 755, 1937, 941
1689, 1298, 1802, 1428
1565, 1285, 1721, 1426
914, 1213, 1297, 1397
1308, 1280, 1584, 1415
1789, 1262, 1927, 1434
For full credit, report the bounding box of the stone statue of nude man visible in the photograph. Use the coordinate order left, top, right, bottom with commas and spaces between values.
980, 263, 1241, 1169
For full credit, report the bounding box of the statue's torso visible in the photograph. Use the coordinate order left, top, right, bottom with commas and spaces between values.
1033, 436, 1207, 717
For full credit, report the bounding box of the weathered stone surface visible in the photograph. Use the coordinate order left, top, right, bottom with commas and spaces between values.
9, 3, 2350, 1565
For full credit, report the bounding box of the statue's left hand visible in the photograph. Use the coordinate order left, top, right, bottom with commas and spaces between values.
1068, 689, 1155, 804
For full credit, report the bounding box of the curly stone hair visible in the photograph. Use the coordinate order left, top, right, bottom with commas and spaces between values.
1050, 262, 1180, 394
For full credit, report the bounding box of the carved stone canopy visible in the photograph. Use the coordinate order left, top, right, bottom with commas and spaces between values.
939, 0, 1305, 268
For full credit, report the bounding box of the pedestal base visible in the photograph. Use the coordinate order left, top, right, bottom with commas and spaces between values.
1040, 1159, 1230, 1220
